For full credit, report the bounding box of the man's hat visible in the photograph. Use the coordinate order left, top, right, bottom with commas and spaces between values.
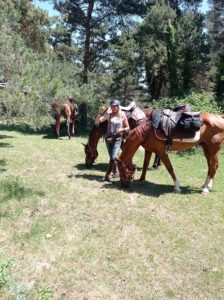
110, 99, 120, 106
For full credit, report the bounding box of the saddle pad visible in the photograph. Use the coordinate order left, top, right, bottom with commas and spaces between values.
155, 128, 200, 143
152, 110, 163, 128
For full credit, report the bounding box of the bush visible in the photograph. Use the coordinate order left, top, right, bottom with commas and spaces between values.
150, 92, 223, 113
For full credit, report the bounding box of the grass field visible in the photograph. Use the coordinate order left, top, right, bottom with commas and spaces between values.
0, 125, 224, 299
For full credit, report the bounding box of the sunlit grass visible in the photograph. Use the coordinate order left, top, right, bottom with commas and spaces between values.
0, 128, 224, 299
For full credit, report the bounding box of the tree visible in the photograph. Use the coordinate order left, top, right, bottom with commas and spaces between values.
215, 53, 224, 101
166, 19, 179, 96
136, 1, 176, 99
176, 11, 208, 93
12, 0, 50, 52
109, 31, 146, 105
207, 0, 224, 99
49, 0, 151, 128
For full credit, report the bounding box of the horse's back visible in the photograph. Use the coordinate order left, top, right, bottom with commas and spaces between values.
201, 113, 224, 128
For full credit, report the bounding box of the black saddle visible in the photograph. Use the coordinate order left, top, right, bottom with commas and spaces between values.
151, 105, 202, 151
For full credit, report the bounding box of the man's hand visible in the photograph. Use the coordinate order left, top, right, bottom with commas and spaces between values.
115, 128, 123, 134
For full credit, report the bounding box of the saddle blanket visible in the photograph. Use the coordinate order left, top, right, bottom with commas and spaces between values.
155, 129, 201, 143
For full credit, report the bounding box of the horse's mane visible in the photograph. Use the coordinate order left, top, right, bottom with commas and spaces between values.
128, 120, 151, 142
88, 121, 108, 143
143, 108, 153, 118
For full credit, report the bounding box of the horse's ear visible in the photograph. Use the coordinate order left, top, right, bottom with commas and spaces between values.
81, 143, 86, 147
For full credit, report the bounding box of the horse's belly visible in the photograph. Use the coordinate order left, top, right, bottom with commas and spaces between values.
171, 141, 199, 151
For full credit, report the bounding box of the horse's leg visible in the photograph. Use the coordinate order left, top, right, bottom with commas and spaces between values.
66, 117, 71, 139
71, 120, 75, 136
201, 146, 221, 193
139, 150, 152, 181
55, 117, 60, 138
159, 152, 181, 193
200, 143, 211, 189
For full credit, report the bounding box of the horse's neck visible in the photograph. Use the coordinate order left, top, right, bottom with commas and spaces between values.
143, 108, 153, 118
88, 124, 106, 148
120, 124, 150, 164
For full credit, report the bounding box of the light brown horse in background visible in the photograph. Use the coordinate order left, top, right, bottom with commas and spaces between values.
117, 112, 224, 194
51, 99, 78, 139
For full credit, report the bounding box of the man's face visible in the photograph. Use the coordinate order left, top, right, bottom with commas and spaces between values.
110, 104, 119, 113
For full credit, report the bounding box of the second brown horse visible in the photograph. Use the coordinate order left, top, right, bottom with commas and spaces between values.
117, 111, 224, 194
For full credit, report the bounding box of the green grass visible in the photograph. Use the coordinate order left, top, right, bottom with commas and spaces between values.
0, 127, 224, 299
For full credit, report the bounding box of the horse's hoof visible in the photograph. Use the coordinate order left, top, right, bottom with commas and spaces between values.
202, 187, 209, 194
138, 178, 145, 182
174, 188, 181, 194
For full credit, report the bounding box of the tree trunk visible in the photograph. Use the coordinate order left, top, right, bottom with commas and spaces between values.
81, 0, 94, 130
145, 62, 163, 100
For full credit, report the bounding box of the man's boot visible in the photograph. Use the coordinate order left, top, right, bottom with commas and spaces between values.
150, 154, 161, 170
112, 161, 119, 178
105, 160, 115, 181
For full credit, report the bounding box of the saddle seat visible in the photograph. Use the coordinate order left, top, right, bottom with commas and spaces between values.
152, 109, 200, 136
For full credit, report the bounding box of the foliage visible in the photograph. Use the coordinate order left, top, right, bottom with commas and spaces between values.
109, 31, 144, 103
0, 0, 223, 128
215, 52, 224, 102
150, 92, 223, 113
38, 287, 53, 300
166, 19, 179, 96
136, 2, 177, 99
0, 258, 14, 291
176, 11, 208, 93
0, 1, 95, 127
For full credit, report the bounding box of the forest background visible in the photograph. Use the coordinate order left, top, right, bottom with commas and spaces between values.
0, 0, 224, 130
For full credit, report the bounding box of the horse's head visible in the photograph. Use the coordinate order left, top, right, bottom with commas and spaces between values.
83, 121, 107, 167
82, 143, 98, 168
116, 157, 135, 186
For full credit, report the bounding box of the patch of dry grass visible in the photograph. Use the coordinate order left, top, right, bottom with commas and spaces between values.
0, 129, 224, 299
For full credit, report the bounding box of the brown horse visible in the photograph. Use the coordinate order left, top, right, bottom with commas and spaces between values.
117, 112, 224, 194
51, 99, 78, 139
83, 106, 159, 168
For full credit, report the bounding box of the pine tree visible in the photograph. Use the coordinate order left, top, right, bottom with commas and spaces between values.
166, 19, 179, 96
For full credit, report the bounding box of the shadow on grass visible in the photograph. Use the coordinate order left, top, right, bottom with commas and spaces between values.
75, 162, 107, 172
72, 168, 200, 196
0, 179, 45, 204
0, 123, 91, 139
103, 180, 200, 197
0, 159, 7, 173
0, 142, 13, 148
0, 133, 14, 149
70, 173, 103, 181
0, 123, 56, 138
0, 134, 15, 139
